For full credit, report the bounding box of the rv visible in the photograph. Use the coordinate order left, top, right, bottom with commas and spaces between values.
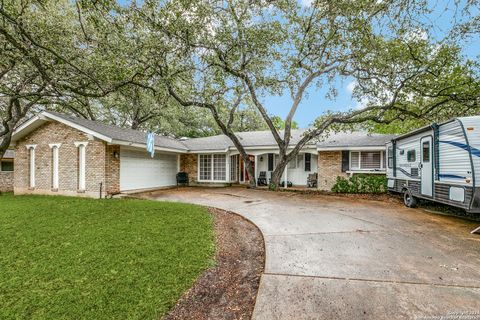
387, 116, 480, 213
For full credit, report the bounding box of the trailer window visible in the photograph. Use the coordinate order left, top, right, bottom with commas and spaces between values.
387, 147, 393, 168
422, 141, 430, 162
407, 150, 416, 162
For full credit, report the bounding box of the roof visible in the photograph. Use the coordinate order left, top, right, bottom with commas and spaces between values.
315, 131, 396, 149
183, 129, 314, 151
11, 111, 394, 152
12, 111, 188, 152
2, 150, 14, 159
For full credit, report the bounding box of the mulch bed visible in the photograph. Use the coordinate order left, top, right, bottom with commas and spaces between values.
163, 208, 265, 320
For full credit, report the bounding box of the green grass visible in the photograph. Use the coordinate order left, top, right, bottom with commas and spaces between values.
0, 193, 215, 320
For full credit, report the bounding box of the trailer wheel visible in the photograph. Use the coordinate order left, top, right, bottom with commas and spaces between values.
403, 189, 417, 208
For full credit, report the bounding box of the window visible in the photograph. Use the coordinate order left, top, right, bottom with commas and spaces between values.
213, 154, 226, 180
387, 147, 393, 168
350, 152, 360, 169
350, 151, 383, 170
407, 149, 416, 162
1, 160, 13, 172
199, 154, 227, 181
199, 154, 212, 180
422, 141, 430, 162
287, 154, 303, 169
304, 153, 311, 172
361, 151, 381, 169
75, 142, 88, 191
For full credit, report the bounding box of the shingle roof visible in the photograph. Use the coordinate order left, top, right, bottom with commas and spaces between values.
182, 129, 313, 151
315, 131, 396, 148
183, 129, 394, 150
45, 111, 188, 150
17, 112, 394, 152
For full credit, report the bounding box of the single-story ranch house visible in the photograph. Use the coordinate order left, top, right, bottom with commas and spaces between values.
7, 111, 395, 198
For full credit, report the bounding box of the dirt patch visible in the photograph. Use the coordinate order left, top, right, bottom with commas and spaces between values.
163, 208, 265, 320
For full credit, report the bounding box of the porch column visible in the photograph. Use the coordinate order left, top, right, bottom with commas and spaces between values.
254, 155, 258, 186
226, 154, 230, 182
284, 164, 288, 188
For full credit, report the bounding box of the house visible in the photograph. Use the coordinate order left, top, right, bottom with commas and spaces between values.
0, 149, 14, 192
9, 111, 395, 198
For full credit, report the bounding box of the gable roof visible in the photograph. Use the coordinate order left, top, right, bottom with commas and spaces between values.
11, 111, 395, 152
11, 111, 188, 152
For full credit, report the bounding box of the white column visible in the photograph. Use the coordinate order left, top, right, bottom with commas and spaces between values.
75, 142, 88, 191
226, 153, 230, 182
26, 145, 37, 188
284, 164, 288, 188
254, 155, 258, 186
49, 143, 61, 189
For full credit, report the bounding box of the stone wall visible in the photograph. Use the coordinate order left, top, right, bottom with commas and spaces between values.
317, 151, 348, 191
180, 153, 197, 184
0, 171, 13, 192
14, 121, 118, 198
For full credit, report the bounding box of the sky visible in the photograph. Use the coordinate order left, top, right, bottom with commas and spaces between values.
119, 0, 479, 128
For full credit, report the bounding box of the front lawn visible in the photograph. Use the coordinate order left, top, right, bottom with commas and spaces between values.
0, 193, 214, 319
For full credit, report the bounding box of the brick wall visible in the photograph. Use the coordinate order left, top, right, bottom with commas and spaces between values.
180, 154, 197, 184
105, 145, 120, 194
0, 172, 13, 192
317, 151, 348, 191
14, 121, 118, 198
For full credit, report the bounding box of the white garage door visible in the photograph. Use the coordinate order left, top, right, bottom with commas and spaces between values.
120, 148, 178, 191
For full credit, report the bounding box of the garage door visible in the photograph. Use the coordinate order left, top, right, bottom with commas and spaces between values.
120, 148, 178, 191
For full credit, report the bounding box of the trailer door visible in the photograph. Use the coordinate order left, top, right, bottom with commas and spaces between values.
420, 136, 433, 197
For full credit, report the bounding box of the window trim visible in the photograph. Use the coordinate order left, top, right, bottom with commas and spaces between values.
198, 154, 228, 182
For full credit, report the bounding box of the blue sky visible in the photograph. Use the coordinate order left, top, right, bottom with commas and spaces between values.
119, 0, 479, 127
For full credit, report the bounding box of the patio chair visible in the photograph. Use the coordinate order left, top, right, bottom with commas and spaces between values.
258, 171, 268, 186
307, 173, 318, 188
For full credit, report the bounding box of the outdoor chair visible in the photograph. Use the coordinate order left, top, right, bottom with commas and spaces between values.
176, 172, 189, 186
307, 173, 318, 188
258, 171, 268, 186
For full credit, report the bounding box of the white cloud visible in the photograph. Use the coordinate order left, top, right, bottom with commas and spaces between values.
346, 80, 357, 94
300, 0, 314, 7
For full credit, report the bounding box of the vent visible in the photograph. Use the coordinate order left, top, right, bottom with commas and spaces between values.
411, 168, 419, 177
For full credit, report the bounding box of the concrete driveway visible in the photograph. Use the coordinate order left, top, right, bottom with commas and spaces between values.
140, 187, 480, 320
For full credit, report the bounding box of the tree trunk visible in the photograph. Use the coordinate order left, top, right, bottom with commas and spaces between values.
269, 157, 288, 190
0, 132, 12, 160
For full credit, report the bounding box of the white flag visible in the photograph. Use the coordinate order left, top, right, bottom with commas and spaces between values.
146, 132, 155, 158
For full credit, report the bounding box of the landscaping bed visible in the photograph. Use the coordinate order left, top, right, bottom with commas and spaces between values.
165, 207, 265, 320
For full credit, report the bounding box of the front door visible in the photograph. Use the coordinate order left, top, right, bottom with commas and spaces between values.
420, 136, 433, 197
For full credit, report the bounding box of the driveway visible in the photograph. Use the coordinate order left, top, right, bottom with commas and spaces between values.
140, 187, 480, 319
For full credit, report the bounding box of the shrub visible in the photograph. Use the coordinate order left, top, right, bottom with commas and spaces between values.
331, 174, 387, 193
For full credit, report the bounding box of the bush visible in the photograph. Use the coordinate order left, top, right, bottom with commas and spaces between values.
331, 174, 387, 193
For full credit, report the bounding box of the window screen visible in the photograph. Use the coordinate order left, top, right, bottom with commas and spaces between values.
361, 152, 381, 169
213, 154, 226, 180
350, 152, 360, 169
199, 155, 212, 180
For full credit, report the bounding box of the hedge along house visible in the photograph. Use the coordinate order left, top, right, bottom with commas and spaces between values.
10, 111, 394, 198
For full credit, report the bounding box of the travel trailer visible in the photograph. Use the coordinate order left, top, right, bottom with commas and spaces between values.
386, 116, 480, 213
